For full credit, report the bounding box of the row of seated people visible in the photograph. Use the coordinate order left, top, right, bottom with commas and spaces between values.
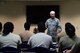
0, 22, 80, 53
0, 22, 57, 53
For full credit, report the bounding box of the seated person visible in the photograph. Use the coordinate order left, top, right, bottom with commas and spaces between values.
19, 22, 34, 42
0, 22, 22, 49
58, 22, 80, 53
0, 22, 2, 34
27, 22, 53, 48
65, 39, 80, 53
33, 27, 38, 34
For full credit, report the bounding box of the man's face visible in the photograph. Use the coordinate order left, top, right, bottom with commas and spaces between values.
50, 12, 55, 19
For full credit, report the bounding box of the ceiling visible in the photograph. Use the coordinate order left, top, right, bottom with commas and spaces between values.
0, 0, 64, 1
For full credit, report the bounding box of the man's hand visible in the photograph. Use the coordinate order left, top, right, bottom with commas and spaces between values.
65, 50, 72, 53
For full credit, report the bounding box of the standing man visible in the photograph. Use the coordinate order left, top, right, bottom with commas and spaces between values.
45, 11, 62, 42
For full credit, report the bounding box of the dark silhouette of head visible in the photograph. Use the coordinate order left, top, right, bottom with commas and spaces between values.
65, 22, 75, 38
37, 22, 46, 32
0, 22, 2, 32
24, 22, 30, 30
3, 22, 14, 35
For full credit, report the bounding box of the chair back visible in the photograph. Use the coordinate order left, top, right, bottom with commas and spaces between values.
29, 47, 52, 53
0, 47, 21, 53
19, 41, 30, 52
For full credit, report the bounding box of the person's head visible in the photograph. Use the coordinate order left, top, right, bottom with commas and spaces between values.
24, 22, 30, 30
3, 22, 14, 35
65, 22, 75, 38
50, 11, 55, 19
0, 22, 2, 32
37, 22, 46, 32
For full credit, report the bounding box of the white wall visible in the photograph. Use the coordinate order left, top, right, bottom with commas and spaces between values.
60, 0, 80, 36
0, 1, 60, 34
0, 1, 26, 34
0, 1, 80, 36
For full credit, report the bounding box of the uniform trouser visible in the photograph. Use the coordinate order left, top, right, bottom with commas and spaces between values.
52, 36, 57, 42
47, 31, 58, 42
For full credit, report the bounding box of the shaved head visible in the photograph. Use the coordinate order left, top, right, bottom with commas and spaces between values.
50, 11, 55, 15
50, 11, 55, 19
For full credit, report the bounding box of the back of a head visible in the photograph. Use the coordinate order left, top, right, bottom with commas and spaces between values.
0, 22, 2, 32
24, 22, 30, 30
65, 22, 75, 38
3, 22, 14, 35
38, 22, 46, 32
